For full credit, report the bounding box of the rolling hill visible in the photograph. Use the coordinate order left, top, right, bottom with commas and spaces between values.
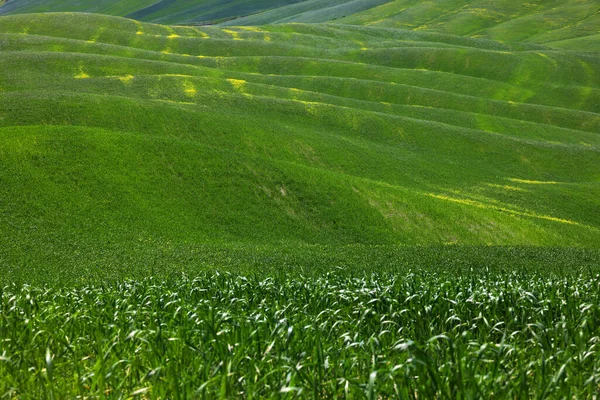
225, 0, 600, 52
220, 0, 394, 25
0, 10, 599, 280
3, 0, 598, 51
1, 4, 600, 398
337, 0, 600, 51
3, 0, 599, 47
0, 0, 303, 24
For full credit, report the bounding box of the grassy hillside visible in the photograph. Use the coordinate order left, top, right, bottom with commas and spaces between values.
220, 0, 393, 25
4, 0, 599, 51
338, 0, 600, 51
0, 12, 599, 278
0, 0, 303, 24
126, 0, 305, 24
220, 0, 600, 51
0, 0, 157, 16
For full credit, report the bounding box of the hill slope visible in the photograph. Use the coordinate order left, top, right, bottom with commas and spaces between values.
3, 0, 599, 52
337, 0, 600, 51
220, 0, 393, 25
0, 12, 599, 271
0, 0, 302, 24
215, 0, 600, 52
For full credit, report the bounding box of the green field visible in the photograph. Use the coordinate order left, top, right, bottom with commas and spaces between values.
1, 1, 600, 397
3, 258, 600, 398
338, 0, 600, 49
3, 0, 599, 44
0, 0, 305, 24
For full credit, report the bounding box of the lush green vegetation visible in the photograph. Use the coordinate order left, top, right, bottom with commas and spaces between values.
0, 0, 304, 24
220, 0, 393, 25
3, 259, 600, 398
338, 0, 600, 51
2, 252, 600, 398
3, 0, 598, 49
0, 0, 158, 17
1, 13, 599, 261
0, 1, 599, 397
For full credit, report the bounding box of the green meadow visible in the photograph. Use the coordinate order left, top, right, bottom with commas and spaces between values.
0, 1, 599, 397
0, 0, 304, 24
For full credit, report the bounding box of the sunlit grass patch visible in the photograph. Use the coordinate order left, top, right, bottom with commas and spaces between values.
426, 192, 583, 227
227, 78, 246, 92
183, 81, 196, 97
74, 65, 89, 79
484, 183, 528, 192
222, 29, 243, 41
508, 178, 560, 185
106, 74, 134, 84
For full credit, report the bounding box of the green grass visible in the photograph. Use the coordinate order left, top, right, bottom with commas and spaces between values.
220, 0, 393, 25
126, 0, 306, 25
337, 0, 600, 51
3, 0, 599, 51
0, 13, 599, 257
0, 7, 600, 398
2, 257, 600, 398
0, 0, 158, 17
0, 0, 304, 24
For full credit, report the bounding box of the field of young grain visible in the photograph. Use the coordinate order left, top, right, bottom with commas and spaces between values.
2, 260, 600, 397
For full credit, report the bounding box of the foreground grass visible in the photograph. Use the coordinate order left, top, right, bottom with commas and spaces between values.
2, 259, 600, 398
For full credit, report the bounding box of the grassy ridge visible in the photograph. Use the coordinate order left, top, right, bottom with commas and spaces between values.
338, 0, 600, 51
0, 13, 599, 272
0, 0, 157, 17
0, 0, 304, 24
3, 0, 599, 52
220, 0, 393, 25
126, 0, 306, 25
